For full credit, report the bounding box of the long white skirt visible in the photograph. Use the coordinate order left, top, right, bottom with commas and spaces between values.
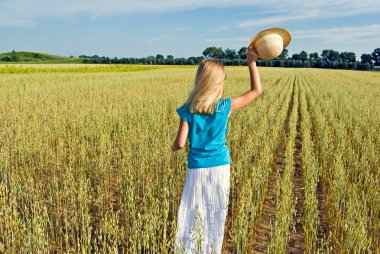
174, 164, 230, 254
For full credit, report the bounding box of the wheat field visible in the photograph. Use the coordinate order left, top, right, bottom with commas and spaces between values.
0, 64, 379, 253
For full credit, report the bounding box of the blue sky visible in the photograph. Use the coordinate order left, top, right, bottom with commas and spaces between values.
1, 0, 379, 59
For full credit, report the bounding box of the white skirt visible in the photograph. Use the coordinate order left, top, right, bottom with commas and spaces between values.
174, 164, 230, 254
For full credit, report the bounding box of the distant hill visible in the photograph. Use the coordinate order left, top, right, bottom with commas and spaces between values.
0, 51, 83, 63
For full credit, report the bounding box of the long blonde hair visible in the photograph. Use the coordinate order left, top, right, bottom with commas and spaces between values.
184, 58, 226, 114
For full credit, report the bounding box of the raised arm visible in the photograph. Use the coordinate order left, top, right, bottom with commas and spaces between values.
229, 47, 262, 117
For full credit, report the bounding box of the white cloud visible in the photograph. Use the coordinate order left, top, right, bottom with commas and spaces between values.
0, 15, 36, 28
238, 11, 322, 28
145, 35, 169, 43
0, 0, 379, 29
292, 24, 380, 44
205, 24, 380, 49
206, 37, 248, 44
0, 0, 262, 21
237, 1, 380, 29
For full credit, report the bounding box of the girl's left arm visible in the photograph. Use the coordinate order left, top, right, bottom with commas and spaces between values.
171, 118, 189, 151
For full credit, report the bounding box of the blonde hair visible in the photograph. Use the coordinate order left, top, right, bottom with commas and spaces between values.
184, 58, 226, 114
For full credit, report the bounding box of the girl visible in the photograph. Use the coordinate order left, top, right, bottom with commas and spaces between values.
172, 47, 262, 254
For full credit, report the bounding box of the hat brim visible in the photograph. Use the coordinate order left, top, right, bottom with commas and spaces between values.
248, 27, 291, 50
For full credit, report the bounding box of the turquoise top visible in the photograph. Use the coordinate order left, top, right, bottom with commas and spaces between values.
176, 97, 231, 169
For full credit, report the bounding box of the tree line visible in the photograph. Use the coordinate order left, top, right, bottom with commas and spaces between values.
2, 48, 379, 70
82, 47, 380, 70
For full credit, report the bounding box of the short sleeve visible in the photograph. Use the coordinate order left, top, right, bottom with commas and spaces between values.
176, 104, 190, 123
216, 97, 231, 116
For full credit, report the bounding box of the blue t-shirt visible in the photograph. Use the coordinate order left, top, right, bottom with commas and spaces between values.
176, 97, 231, 169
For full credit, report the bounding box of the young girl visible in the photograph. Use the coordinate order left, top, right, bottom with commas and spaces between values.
172, 47, 262, 254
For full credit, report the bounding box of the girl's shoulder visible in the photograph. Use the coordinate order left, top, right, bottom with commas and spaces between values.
176, 103, 192, 123
216, 97, 231, 114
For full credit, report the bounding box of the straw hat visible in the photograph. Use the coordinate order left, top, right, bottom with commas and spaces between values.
247, 27, 291, 60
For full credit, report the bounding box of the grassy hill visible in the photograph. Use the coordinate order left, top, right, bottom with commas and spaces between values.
0, 51, 83, 64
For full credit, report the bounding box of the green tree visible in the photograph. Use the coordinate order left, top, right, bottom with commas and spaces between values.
10, 50, 19, 62
195, 56, 205, 64
321, 49, 330, 60
291, 53, 300, 60
309, 52, 319, 60
224, 48, 238, 60
156, 54, 165, 64
166, 55, 174, 65
371, 48, 380, 66
147, 55, 156, 64
322, 49, 340, 61
302, 60, 311, 68
278, 48, 288, 60
299, 50, 308, 60
238, 47, 247, 59
359, 62, 371, 70
346, 52, 356, 62
339, 52, 356, 62
187, 57, 198, 65
202, 47, 225, 59
360, 53, 373, 64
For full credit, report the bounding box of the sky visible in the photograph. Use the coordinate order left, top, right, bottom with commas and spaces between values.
1, 0, 379, 59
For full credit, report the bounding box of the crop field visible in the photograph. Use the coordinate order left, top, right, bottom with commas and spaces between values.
0, 64, 379, 253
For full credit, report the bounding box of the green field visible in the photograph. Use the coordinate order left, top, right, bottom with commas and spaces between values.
0, 52, 83, 64
0, 64, 378, 253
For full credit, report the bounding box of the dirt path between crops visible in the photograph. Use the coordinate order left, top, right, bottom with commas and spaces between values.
307, 87, 331, 252
315, 178, 330, 250
249, 76, 296, 254
285, 88, 306, 253
222, 77, 295, 254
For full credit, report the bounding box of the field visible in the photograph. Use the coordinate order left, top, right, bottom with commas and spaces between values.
0, 64, 379, 253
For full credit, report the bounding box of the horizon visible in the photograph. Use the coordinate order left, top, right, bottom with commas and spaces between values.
1, 1, 379, 59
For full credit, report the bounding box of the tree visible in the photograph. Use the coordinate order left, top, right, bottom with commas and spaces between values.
346, 52, 356, 62
371, 48, 380, 66
156, 54, 165, 64
302, 60, 311, 68
350, 62, 358, 70
360, 53, 373, 64
329, 50, 340, 61
187, 57, 197, 64
202, 47, 225, 59
291, 53, 300, 60
339, 51, 356, 62
322, 49, 340, 61
299, 50, 308, 61
224, 48, 238, 60
165, 55, 174, 64
238, 47, 247, 59
316, 58, 325, 68
166, 55, 174, 65
195, 56, 205, 64
321, 49, 340, 61
321, 49, 330, 60
10, 50, 19, 62
277, 48, 288, 60
2, 56, 12, 62
359, 62, 371, 70
147, 55, 156, 64
309, 52, 319, 60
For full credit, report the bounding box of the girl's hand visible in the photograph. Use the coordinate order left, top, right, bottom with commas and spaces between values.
247, 47, 259, 63
171, 142, 178, 151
